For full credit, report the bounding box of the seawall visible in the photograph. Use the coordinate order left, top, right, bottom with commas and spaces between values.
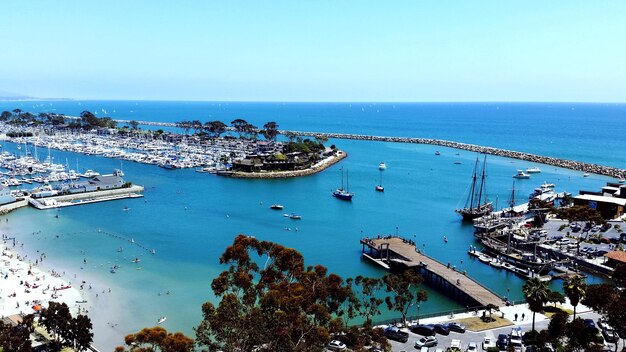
43, 185, 145, 202
280, 130, 626, 179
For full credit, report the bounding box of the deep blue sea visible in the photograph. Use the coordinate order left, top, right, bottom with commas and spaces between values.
0, 101, 624, 349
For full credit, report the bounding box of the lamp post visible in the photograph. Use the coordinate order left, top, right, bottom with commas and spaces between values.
417, 303, 421, 324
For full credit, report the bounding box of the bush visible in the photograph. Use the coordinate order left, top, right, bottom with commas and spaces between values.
487, 347, 500, 352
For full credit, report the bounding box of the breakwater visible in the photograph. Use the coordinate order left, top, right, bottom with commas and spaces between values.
280, 130, 626, 179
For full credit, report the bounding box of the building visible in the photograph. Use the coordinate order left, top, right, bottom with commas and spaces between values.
604, 251, 626, 268
574, 183, 626, 219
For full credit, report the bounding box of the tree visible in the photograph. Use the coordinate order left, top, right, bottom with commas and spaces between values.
348, 275, 384, 327
563, 276, 587, 320
117, 326, 194, 352
565, 318, 599, 351
195, 235, 360, 352
522, 278, 550, 332
204, 120, 227, 138
129, 120, 140, 130
0, 318, 32, 352
177, 120, 191, 135
262, 121, 279, 141
0, 111, 12, 121
39, 301, 72, 345
231, 118, 249, 138
72, 314, 94, 351
547, 310, 569, 340
546, 290, 565, 308
382, 270, 428, 327
80, 110, 99, 129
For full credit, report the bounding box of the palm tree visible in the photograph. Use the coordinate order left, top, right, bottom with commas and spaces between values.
522, 277, 550, 332
563, 275, 587, 320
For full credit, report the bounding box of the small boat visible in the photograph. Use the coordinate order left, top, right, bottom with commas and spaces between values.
131, 258, 141, 263
512, 170, 531, 179
333, 167, 353, 201
478, 255, 492, 264
454, 160, 462, 165
540, 181, 555, 188
157, 317, 167, 324
110, 268, 116, 273
375, 185, 384, 192
123, 206, 130, 211
378, 162, 386, 170
270, 204, 284, 210
117, 246, 123, 252
490, 259, 503, 269
283, 213, 290, 217
76, 300, 88, 304
620, 178, 626, 184
435, 151, 441, 156
526, 167, 541, 174
583, 173, 590, 177
290, 214, 302, 220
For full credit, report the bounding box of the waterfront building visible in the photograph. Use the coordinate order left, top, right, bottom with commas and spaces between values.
574, 183, 626, 219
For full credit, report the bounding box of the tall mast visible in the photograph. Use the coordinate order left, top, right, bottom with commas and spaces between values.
346, 169, 350, 192
510, 181, 516, 208
469, 158, 479, 209
476, 156, 487, 207
341, 167, 344, 190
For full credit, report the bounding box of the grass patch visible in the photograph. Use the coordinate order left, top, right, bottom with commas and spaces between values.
544, 306, 574, 318
455, 315, 514, 332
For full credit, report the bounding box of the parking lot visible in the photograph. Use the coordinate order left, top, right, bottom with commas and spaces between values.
386, 306, 606, 351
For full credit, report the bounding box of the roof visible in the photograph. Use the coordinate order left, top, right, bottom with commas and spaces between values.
90, 175, 123, 185
574, 194, 626, 206
605, 251, 626, 263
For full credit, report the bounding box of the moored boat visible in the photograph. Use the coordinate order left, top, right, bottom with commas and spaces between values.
455, 156, 492, 221
526, 166, 541, 173
333, 167, 353, 201
513, 170, 531, 179
270, 204, 284, 210
289, 214, 301, 220
378, 162, 386, 170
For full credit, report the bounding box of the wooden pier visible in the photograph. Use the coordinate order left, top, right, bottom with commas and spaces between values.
361, 237, 504, 307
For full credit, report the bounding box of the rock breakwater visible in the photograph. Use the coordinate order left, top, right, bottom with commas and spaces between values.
282, 130, 626, 179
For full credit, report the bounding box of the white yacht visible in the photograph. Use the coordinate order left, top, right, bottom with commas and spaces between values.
378, 162, 386, 170
512, 170, 531, 179
525, 166, 541, 173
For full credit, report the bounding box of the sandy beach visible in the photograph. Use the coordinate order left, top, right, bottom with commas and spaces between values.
0, 237, 87, 317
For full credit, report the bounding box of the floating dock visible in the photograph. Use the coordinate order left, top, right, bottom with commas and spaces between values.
361, 236, 504, 307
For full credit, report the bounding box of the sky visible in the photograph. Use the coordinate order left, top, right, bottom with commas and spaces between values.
1, 1, 625, 102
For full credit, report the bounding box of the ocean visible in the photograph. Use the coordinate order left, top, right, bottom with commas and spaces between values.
0, 101, 624, 350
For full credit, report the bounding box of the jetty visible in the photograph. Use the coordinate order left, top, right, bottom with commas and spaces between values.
361, 236, 504, 307
281, 130, 626, 179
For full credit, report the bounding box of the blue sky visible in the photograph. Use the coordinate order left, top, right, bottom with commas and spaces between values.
1, 1, 625, 102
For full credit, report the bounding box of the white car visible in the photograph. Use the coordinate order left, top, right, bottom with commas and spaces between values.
482, 336, 495, 350
466, 342, 478, 352
327, 340, 347, 351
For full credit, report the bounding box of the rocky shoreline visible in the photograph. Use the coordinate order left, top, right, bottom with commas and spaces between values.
230, 151, 347, 178
280, 130, 626, 179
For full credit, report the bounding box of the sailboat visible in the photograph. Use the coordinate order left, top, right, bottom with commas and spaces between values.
455, 156, 493, 221
332, 167, 354, 201
375, 169, 384, 192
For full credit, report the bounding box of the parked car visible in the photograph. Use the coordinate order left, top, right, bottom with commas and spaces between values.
496, 334, 508, 350
525, 346, 538, 352
585, 319, 599, 333
410, 324, 436, 336
589, 237, 601, 244
434, 323, 450, 335
383, 326, 409, 342
603, 327, 619, 343
600, 237, 611, 244
601, 223, 612, 232
482, 336, 495, 350
509, 327, 524, 351
327, 340, 347, 351
415, 336, 438, 348
466, 342, 478, 352
596, 250, 609, 256
445, 322, 466, 333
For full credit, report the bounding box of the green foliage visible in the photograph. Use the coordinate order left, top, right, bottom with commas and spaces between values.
0, 316, 32, 352
5, 131, 33, 137
382, 270, 428, 327
522, 278, 550, 332
563, 275, 586, 319
487, 347, 500, 352
547, 310, 569, 340
284, 139, 325, 154
118, 326, 194, 352
262, 121, 279, 141
554, 205, 606, 225
195, 235, 388, 352
558, 224, 567, 231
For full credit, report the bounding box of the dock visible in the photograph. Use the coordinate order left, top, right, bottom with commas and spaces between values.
361, 236, 504, 307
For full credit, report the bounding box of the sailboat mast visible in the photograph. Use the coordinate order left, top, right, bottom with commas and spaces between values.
346, 170, 350, 192
510, 181, 516, 208
476, 156, 487, 207
469, 158, 478, 209
341, 167, 344, 190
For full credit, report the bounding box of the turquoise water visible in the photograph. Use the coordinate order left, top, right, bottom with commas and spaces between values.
0, 102, 623, 349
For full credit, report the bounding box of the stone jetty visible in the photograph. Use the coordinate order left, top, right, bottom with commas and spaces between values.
280, 130, 626, 179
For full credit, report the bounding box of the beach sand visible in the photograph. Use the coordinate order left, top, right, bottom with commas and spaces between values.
0, 239, 86, 318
